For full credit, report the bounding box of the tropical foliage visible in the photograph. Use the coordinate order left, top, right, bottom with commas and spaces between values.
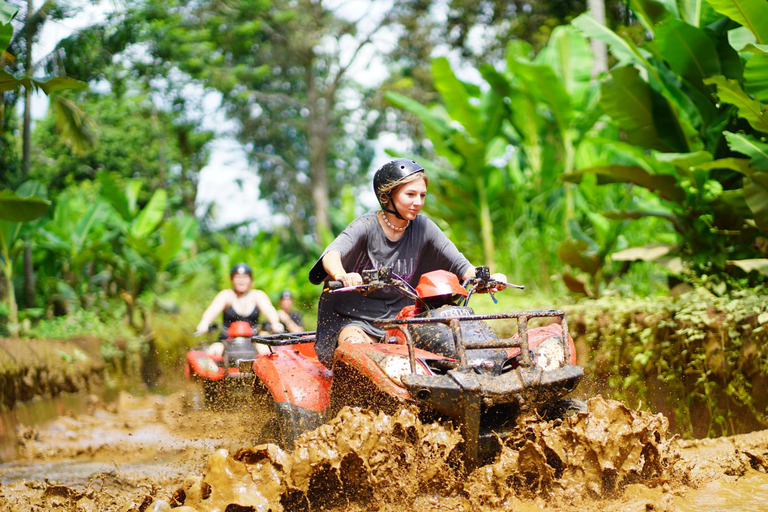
561, 0, 768, 289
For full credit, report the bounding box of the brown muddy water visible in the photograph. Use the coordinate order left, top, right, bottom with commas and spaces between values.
1, 386, 768, 512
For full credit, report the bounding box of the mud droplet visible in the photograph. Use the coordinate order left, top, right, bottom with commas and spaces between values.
148, 498, 171, 511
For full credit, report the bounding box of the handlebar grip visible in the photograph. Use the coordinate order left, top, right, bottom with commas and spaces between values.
327, 280, 343, 290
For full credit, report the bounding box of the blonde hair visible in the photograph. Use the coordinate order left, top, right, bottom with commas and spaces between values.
378, 171, 428, 207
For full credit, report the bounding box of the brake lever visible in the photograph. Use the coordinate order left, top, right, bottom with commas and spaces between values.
499, 281, 524, 290
325, 281, 371, 294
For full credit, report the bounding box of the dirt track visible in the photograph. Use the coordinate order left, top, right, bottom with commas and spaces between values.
2, 388, 768, 512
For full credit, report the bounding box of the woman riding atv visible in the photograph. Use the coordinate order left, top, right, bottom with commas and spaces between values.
197, 263, 284, 352
309, 158, 506, 367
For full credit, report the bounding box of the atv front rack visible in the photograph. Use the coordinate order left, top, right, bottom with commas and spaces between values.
376, 309, 572, 373
252, 331, 317, 346
377, 309, 579, 468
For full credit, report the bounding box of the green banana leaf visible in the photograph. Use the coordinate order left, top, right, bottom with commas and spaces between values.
724, 131, 768, 169
601, 66, 664, 150
572, 12, 649, 65
0, 0, 16, 24
693, 156, 752, 174
744, 52, 768, 102
156, 215, 198, 272
0, 71, 87, 94
655, 19, 721, 86
704, 75, 768, 133
536, 25, 593, 104
72, 202, 111, 254
97, 172, 132, 221
0, 189, 51, 222
384, 91, 452, 138
130, 188, 167, 239
743, 173, 768, 231
706, 0, 768, 44
629, 0, 673, 33
677, 0, 718, 27
0, 23, 10, 53
431, 57, 482, 139
509, 57, 573, 133
562, 164, 686, 203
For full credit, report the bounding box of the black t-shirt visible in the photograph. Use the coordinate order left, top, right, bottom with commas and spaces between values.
309, 212, 471, 365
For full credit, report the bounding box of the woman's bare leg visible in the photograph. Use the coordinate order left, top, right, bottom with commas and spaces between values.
338, 325, 378, 344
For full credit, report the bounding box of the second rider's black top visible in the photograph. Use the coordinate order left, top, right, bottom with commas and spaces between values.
221, 305, 260, 338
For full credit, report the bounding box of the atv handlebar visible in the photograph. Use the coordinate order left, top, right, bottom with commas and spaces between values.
325, 268, 420, 301
325, 266, 523, 306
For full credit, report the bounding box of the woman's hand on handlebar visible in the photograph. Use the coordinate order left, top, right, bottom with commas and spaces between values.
195, 321, 210, 335
334, 272, 363, 287
490, 273, 507, 292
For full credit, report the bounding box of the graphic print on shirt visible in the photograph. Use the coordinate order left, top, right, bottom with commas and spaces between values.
350, 252, 417, 283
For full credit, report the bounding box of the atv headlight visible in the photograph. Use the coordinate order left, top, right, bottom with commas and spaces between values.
378, 355, 428, 386
535, 338, 565, 371
196, 356, 220, 373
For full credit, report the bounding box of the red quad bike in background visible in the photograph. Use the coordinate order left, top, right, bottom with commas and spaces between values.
245, 267, 585, 467
185, 321, 260, 408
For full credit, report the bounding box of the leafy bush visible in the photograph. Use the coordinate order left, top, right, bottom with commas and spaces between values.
26, 307, 144, 390
571, 287, 768, 438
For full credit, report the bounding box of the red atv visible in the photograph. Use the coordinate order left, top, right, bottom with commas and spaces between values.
246, 267, 584, 467
185, 321, 261, 408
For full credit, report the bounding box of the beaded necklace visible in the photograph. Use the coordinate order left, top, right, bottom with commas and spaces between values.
380, 211, 408, 232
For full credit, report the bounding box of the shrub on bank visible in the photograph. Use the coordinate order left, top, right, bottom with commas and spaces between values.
25, 308, 145, 392
0, 336, 104, 412
570, 287, 768, 439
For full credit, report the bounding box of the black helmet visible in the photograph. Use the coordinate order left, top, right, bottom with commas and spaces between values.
230, 262, 252, 277
373, 158, 425, 219
279, 290, 293, 300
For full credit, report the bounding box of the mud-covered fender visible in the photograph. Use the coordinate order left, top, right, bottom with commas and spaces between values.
186, 349, 226, 381
252, 343, 332, 413
252, 343, 332, 449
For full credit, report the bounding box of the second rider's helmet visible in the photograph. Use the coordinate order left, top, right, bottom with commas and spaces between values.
373, 159, 425, 219
230, 262, 252, 277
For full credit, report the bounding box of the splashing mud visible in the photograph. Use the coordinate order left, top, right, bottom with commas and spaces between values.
3, 391, 768, 512
172, 396, 676, 511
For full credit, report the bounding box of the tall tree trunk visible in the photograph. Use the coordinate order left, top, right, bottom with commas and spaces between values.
306, 63, 330, 241
22, 0, 33, 176
587, 0, 608, 78
23, 238, 34, 307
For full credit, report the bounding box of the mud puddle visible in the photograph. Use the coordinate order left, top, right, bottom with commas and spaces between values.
2, 390, 768, 512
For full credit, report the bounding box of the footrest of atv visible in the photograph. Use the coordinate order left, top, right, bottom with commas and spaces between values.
400, 365, 583, 418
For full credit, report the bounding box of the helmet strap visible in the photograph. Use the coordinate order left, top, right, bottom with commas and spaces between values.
382, 193, 406, 220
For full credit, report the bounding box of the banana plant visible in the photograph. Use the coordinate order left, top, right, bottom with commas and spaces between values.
565, 0, 768, 283
35, 184, 116, 310
97, 171, 198, 333
0, 182, 50, 335
385, 26, 606, 275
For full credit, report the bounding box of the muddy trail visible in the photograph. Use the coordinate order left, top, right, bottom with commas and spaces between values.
1, 388, 768, 512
